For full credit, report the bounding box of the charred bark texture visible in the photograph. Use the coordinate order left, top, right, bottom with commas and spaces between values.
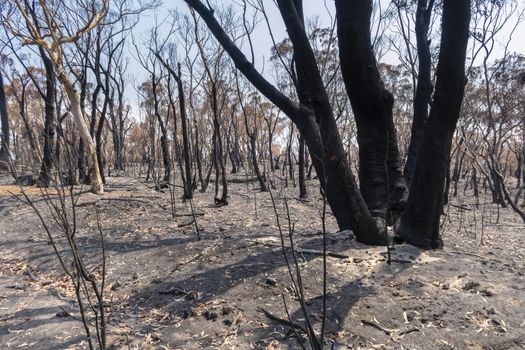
335, 0, 407, 228
397, 0, 471, 249
37, 48, 56, 186
0, 72, 9, 166
404, 0, 435, 188
186, 0, 384, 244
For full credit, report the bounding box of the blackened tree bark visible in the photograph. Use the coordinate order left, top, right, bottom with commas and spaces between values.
151, 72, 171, 184
37, 47, 56, 186
192, 10, 228, 205
397, 0, 471, 249
404, 0, 435, 188
95, 96, 108, 184
11, 75, 39, 157
237, 87, 267, 192
298, 134, 307, 198
109, 68, 127, 171
0, 72, 9, 166
335, 0, 407, 229
156, 54, 194, 199
186, 0, 384, 245
175, 62, 194, 199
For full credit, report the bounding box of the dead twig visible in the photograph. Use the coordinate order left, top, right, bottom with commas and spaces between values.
258, 307, 308, 334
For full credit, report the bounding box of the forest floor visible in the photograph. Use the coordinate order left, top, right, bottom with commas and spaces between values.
0, 170, 524, 350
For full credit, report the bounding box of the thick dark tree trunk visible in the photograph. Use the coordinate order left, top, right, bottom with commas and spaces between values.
397, 0, 471, 249
335, 0, 407, 229
404, 0, 435, 188
187, 0, 385, 245
0, 72, 10, 166
37, 48, 56, 186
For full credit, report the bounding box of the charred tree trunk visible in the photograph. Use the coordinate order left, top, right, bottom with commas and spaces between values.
249, 134, 267, 191
397, 0, 471, 249
187, 0, 385, 245
298, 134, 307, 198
287, 123, 294, 187
174, 63, 193, 199
151, 74, 171, 184
0, 72, 9, 167
404, 0, 435, 188
194, 119, 206, 191
335, 0, 408, 229
37, 48, 56, 186
95, 89, 110, 185
14, 82, 39, 158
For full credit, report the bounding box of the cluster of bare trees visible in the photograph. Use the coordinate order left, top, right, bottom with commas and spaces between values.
1, 0, 524, 250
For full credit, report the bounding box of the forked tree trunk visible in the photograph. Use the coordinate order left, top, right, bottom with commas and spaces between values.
397, 0, 470, 249
187, 0, 385, 245
335, 0, 407, 228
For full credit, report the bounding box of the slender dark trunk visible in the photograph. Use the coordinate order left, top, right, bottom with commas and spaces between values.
298, 134, 307, 198
95, 91, 110, 184
268, 127, 275, 171
0, 72, 9, 166
194, 120, 205, 191
37, 48, 56, 186
78, 138, 87, 183
404, 0, 435, 187
151, 74, 171, 183
17, 85, 38, 157
397, 0, 471, 249
175, 63, 194, 199
249, 134, 267, 191
213, 108, 228, 204
287, 123, 294, 187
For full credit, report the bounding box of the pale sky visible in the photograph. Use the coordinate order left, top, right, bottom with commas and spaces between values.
124, 0, 525, 117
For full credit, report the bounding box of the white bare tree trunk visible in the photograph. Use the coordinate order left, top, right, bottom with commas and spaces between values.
57, 66, 104, 194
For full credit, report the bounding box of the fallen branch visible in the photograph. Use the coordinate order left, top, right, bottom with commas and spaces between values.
258, 307, 308, 334
178, 220, 195, 228
245, 239, 348, 259
165, 239, 222, 278
449, 203, 472, 211
361, 319, 398, 336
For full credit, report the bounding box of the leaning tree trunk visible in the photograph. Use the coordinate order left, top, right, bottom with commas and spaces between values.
397, 0, 470, 249
56, 66, 104, 194
0, 72, 10, 167
335, 0, 408, 229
